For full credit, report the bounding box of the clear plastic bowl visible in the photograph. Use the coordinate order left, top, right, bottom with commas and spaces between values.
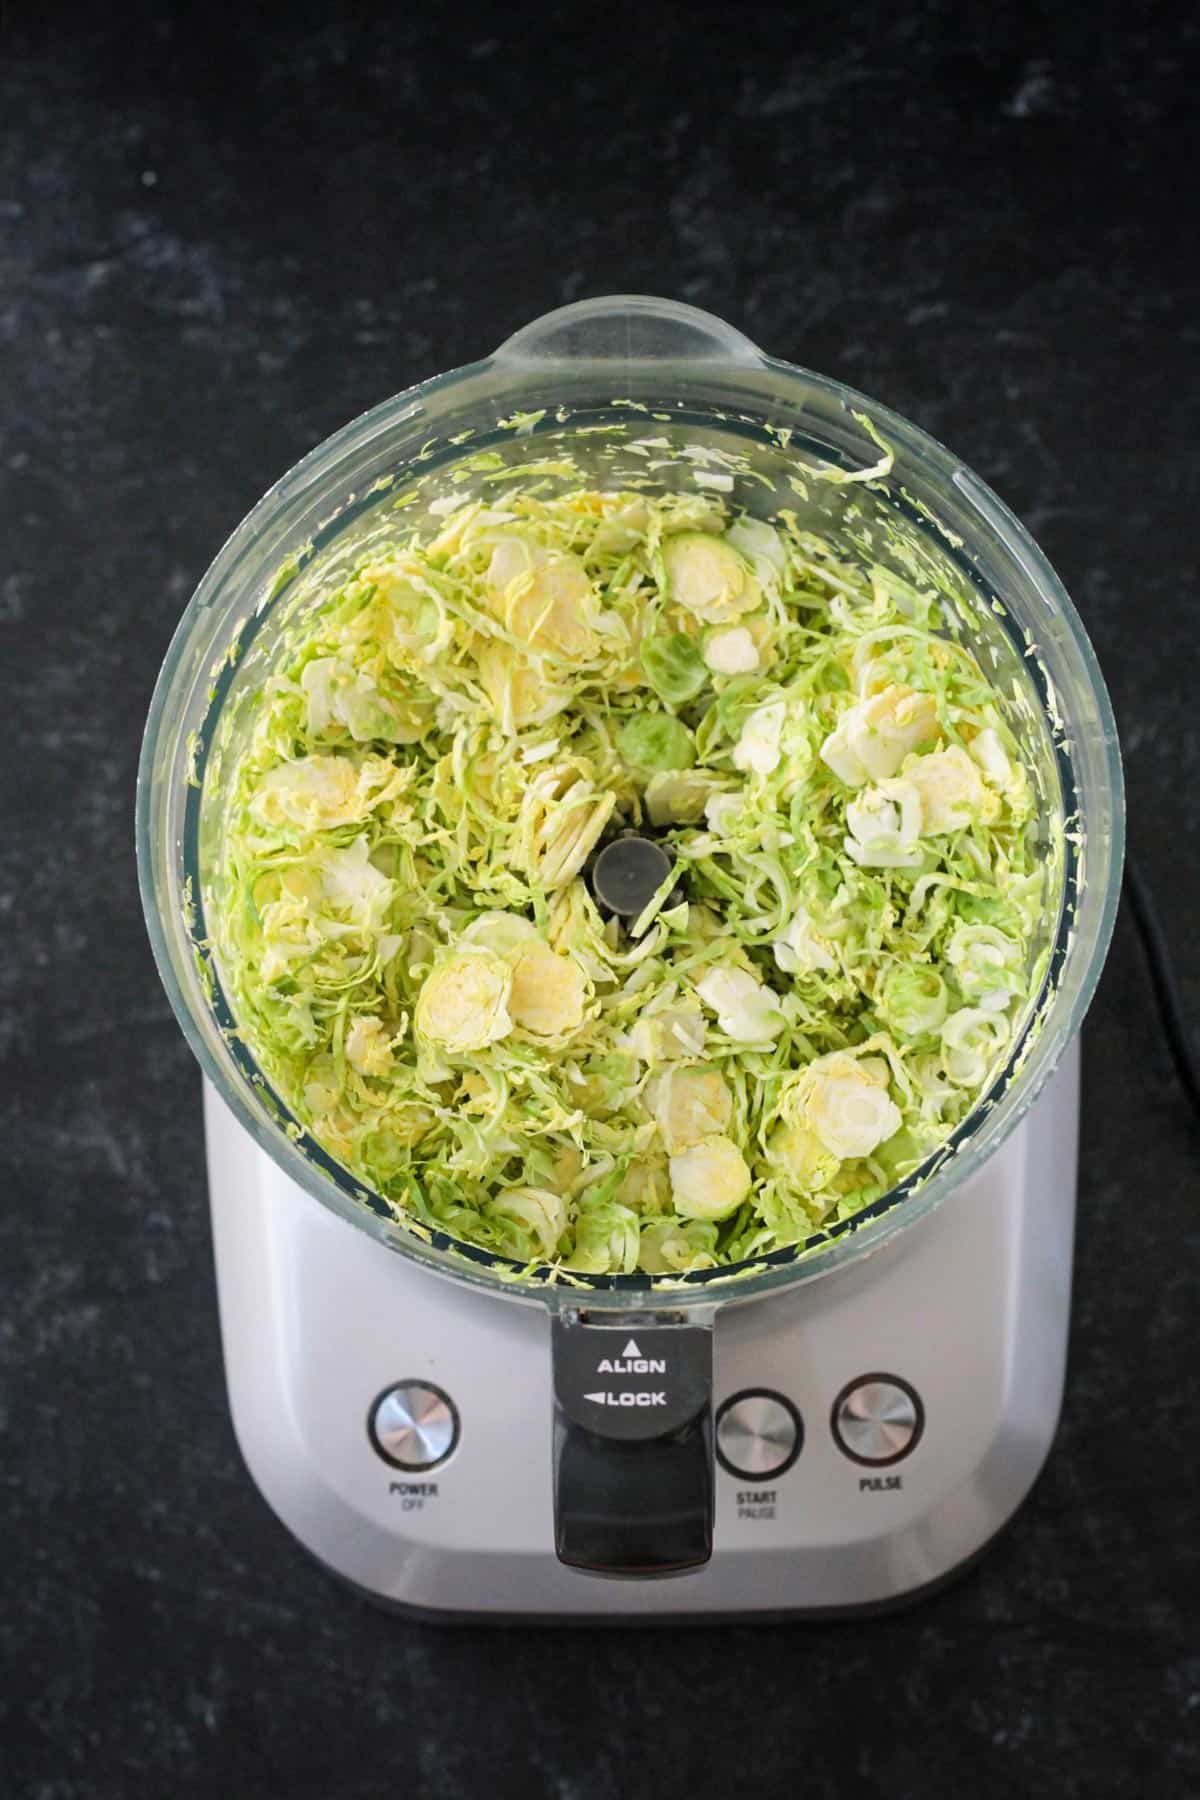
136, 296, 1124, 1314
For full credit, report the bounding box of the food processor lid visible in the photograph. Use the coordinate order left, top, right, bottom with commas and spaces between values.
136, 294, 1124, 1314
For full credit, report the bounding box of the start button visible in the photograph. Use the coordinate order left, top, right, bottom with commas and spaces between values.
715, 1389, 803, 1481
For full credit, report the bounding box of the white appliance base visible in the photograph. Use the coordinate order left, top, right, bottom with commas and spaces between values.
205, 1042, 1078, 1619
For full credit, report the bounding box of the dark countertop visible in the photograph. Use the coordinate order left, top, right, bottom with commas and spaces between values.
2, 5, 1198, 1796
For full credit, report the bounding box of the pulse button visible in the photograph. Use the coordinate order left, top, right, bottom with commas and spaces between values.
832, 1375, 923, 1466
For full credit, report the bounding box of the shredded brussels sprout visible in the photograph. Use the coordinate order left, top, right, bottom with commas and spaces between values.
211, 481, 1054, 1274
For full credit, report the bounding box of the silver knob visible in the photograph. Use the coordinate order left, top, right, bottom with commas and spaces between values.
715, 1390, 802, 1481
832, 1376, 923, 1466
369, 1381, 459, 1471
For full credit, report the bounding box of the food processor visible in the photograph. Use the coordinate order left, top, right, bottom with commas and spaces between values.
137, 296, 1123, 1618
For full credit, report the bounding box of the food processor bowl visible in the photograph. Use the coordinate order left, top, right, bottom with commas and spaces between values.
137, 296, 1124, 1318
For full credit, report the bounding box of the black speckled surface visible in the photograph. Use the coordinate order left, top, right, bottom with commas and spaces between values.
2, 5, 1198, 1796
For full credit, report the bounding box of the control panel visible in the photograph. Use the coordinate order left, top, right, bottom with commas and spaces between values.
366, 1372, 924, 1486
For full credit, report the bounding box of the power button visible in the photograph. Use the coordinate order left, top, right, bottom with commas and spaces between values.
368, 1381, 460, 1471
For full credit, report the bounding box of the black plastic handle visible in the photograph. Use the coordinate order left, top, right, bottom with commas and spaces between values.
551, 1314, 713, 1577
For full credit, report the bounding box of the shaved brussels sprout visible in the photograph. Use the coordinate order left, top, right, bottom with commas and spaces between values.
210, 468, 1054, 1274
669, 1136, 752, 1219
905, 746, 996, 835
487, 1186, 567, 1261
651, 1066, 733, 1153
785, 1051, 902, 1160
877, 965, 949, 1040
820, 684, 939, 786
640, 631, 707, 703
695, 965, 785, 1042
663, 532, 759, 624
616, 712, 696, 777
703, 626, 759, 675
508, 940, 587, 1038
416, 949, 513, 1055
